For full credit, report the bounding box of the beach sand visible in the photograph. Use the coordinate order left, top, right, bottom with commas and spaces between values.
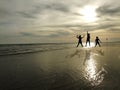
0, 45, 120, 90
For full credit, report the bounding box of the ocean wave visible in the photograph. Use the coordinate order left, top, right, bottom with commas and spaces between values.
0, 43, 74, 56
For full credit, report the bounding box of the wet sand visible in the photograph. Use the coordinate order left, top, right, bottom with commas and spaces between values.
0, 46, 120, 90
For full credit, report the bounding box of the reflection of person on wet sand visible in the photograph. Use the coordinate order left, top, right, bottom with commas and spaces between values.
83, 50, 91, 65
96, 49, 104, 56
66, 49, 81, 58
95, 36, 101, 47
76, 35, 84, 47
85, 31, 90, 47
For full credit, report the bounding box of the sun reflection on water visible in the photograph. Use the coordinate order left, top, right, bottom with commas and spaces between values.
85, 58, 96, 80
84, 51, 106, 86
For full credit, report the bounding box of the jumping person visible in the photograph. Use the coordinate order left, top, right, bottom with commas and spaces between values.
95, 36, 101, 47
85, 31, 90, 47
76, 35, 84, 47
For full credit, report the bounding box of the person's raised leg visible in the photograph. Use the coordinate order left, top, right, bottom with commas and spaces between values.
81, 42, 83, 47
95, 42, 97, 47
89, 40, 90, 46
98, 42, 101, 47
77, 42, 79, 47
86, 41, 87, 47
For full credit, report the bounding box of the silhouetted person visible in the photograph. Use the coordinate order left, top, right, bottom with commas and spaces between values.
95, 36, 101, 47
76, 35, 84, 47
85, 31, 90, 47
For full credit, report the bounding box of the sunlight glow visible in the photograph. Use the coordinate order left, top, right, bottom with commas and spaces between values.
80, 6, 98, 22
83, 42, 95, 48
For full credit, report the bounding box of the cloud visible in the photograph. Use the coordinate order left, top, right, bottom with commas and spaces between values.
17, 11, 37, 19
96, 0, 120, 17
95, 1, 120, 32
0, 8, 10, 18
35, 2, 70, 13
0, 0, 120, 43
16, 2, 71, 19
20, 29, 71, 38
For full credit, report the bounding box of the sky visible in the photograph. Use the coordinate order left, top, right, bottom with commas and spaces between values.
0, 0, 120, 44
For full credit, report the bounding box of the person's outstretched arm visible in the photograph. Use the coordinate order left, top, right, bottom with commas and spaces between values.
82, 35, 85, 38
99, 39, 102, 43
76, 35, 79, 39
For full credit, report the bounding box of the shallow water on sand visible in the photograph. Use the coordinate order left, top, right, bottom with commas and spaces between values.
0, 42, 120, 90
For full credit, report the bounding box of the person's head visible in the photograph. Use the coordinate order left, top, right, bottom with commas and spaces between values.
87, 32, 90, 35
96, 36, 98, 39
